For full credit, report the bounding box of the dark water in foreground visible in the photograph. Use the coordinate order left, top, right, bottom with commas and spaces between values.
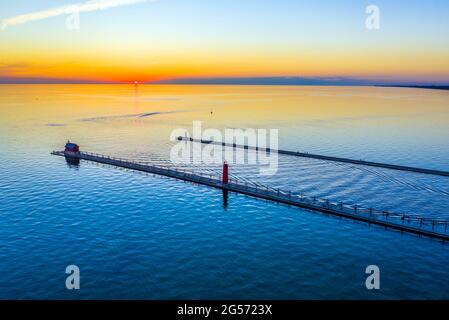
1, 85, 449, 299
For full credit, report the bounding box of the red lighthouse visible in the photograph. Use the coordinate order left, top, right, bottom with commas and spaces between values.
222, 162, 229, 184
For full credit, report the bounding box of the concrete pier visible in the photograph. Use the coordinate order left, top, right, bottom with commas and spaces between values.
178, 137, 449, 177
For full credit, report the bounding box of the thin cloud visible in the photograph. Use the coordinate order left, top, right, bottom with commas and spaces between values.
0, 62, 30, 72
1, 0, 151, 29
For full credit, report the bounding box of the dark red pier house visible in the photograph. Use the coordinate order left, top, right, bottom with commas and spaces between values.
64, 141, 80, 154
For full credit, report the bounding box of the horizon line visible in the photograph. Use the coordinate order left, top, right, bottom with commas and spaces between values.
1, 76, 448, 86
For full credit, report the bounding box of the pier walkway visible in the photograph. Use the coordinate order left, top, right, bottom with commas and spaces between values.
178, 137, 449, 177
51, 150, 449, 241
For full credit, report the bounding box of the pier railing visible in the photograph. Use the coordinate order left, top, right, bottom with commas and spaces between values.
227, 181, 449, 234
52, 150, 449, 239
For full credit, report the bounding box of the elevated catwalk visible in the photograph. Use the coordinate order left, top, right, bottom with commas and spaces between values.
52, 149, 449, 241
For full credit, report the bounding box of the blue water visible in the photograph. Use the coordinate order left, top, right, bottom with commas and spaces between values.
1, 85, 449, 299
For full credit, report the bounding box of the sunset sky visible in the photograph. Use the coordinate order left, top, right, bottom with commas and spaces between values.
1, 0, 449, 84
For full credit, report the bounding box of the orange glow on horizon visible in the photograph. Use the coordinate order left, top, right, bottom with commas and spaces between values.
2, 45, 449, 83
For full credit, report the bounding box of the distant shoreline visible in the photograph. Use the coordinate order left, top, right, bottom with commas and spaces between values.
0, 82, 448, 90
376, 85, 449, 91
2, 76, 449, 88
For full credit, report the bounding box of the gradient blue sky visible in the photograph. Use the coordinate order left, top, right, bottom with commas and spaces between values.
1, 0, 449, 83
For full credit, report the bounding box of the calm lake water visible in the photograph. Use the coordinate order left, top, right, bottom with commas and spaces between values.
0, 85, 448, 299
